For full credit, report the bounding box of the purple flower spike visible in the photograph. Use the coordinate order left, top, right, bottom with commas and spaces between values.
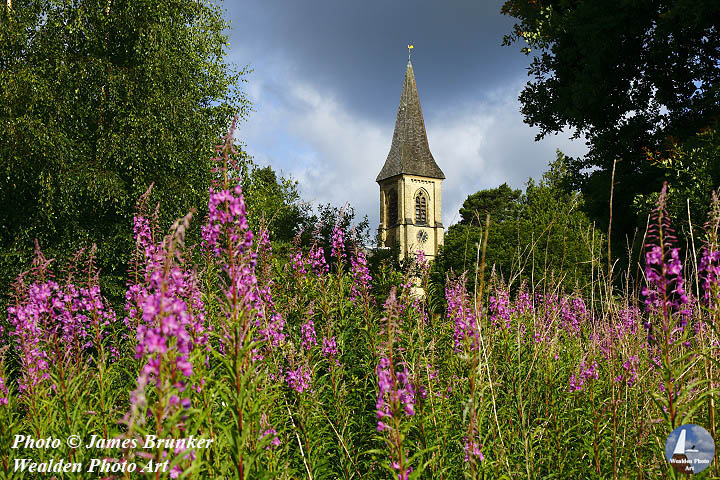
331, 222, 346, 262
446, 275, 479, 353
350, 247, 372, 301
286, 365, 312, 394
301, 319, 317, 350
641, 183, 691, 348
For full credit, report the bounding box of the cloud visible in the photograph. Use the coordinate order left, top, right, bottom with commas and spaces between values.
225, 0, 529, 121
688, 424, 715, 457
240, 73, 391, 229
225, 1, 590, 240
239, 71, 588, 237
426, 81, 588, 226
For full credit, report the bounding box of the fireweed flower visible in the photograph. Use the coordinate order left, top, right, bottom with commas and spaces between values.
291, 250, 309, 276
532, 292, 559, 344
201, 183, 259, 317
131, 241, 202, 374
126, 209, 160, 332
446, 275, 479, 352
641, 184, 691, 348
201, 185, 254, 259
252, 234, 287, 352
375, 358, 416, 430
331, 221, 346, 263
617, 306, 640, 336
0, 376, 9, 406
255, 283, 286, 348
560, 295, 587, 337
321, 336, 338, 359
614, 355, 640, 387
699, 191, 720, 308
568, 360, 599, 392
350, 246, 372, 301
643, 247, 690, 321
375, 290, 418, 477
125, 212, 204, 425
199, 129, 287, 353
286, 365, 312, 393
261, 428, 281, 450
8, 282, 56, 394
8, 247, 116, 396
301, 318, 317, 350
392, 464, 413, 480
514, 282, 534, 315
699, 246, 720, 307
489, 284, 512, 330
309, 243, 329, 276
260, 413, 281, 450
463, 436, 484, 462
414, 250, 430, 279
410, 295, 429, 325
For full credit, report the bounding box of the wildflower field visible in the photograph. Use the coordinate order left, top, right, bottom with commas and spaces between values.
1, 124, 719, 479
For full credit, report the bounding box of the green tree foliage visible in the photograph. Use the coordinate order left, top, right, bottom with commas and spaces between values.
0, 0, 247, 299
434, 183, 522, 291
634, 126, 720, 243
521, 166, 602, 292
435, 152, 603, 293
241, 163, 311, 246
302, 203, 370, 260
501, 0, 720, 248
459, 182, 522, 225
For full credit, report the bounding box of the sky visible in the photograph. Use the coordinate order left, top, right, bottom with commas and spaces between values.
223, 0, 588, 231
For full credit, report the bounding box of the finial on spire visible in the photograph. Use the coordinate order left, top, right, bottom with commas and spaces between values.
408, 44, 414, 61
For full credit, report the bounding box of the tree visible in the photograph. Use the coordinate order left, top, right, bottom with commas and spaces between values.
241, 163, 311, 246
459, 183, 522, 226
434, 152, 603, 293
1, 0, 247, 299
302, 203, 370, 264
519, 168, 602, 292
501, 0, 720, 248
436, 183, 522, 289
633, 126, 720, 242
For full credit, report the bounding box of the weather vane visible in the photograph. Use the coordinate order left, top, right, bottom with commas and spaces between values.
408, 44, 414, 61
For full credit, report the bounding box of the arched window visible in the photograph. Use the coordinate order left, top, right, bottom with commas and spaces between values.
415, 191, 428, 225
387, 189, 398, 226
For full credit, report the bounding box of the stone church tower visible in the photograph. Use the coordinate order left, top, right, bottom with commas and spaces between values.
377, 58, 444, 261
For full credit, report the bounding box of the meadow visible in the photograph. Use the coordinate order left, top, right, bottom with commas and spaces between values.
1, 123, 719, 480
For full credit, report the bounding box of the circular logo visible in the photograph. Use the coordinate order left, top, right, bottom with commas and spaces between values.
665, 424, 715, 474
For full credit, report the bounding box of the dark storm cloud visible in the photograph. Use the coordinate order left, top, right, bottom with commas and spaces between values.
225, 0, 529, 121
220, 0, 587, 230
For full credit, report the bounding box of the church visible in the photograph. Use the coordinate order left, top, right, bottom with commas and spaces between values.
377, 56, 445, 261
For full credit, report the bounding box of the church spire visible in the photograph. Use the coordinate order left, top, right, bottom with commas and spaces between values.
376, 57, 445, 182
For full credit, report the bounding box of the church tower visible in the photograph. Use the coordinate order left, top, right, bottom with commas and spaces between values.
377, 57, 444, 261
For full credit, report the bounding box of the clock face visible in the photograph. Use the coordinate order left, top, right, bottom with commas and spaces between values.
417, 230, 428, 244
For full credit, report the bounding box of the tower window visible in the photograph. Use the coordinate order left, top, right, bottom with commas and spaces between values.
415, 191, 427, 225
388, 189, 398, 226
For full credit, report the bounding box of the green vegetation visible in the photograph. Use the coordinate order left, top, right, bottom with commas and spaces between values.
1, 1, 719, 478
501, 0, 720, 262
434, 152, 604, 294
1, 132, 719, 478
1, 0, 248, 299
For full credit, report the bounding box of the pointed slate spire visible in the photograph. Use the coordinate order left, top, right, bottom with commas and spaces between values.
376, 60, 445, 182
